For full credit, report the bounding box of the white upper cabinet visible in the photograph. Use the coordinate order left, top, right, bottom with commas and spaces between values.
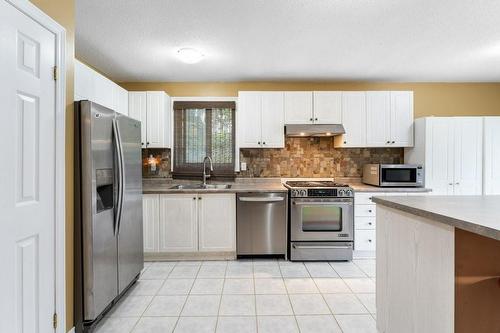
284, 91, 313, 124
74, 60, 92, 101
405, 117, 483, 195
74, 59, 128, 114
129, 92, 148, 147
483, 117, 500, 195
335, 92, 367, 147
261, 92, 285, 148
366, 91, 391, 147
366, 91, 413, 147
238, 91, 262, 148
390, 91, 414, 146
312, 91, 342, 124
129, 91, 170, 148
238, 91, 284, 148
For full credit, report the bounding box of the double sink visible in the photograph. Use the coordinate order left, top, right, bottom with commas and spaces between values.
169, 183, 232, 190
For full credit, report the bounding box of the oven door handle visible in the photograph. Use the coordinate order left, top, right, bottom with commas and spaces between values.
292, 201, 353, 206
292, 244, 353, 250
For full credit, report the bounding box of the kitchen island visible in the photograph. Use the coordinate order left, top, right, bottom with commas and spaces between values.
373, 195, 500, 333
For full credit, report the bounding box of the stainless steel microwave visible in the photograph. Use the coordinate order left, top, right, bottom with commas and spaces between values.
362, 164, 424, 187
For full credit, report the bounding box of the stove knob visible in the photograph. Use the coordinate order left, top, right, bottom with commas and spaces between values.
346, 190, 353, 197
338, 189, 345, 197
291, 190, 298, 197
301, 189, 307, 197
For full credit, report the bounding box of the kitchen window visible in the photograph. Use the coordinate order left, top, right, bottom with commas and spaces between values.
172, 101, 236, 178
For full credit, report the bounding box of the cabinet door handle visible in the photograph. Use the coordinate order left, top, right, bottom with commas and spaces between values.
263, 142, 266, 145
455, 182, 460, 185
141, 142, 144, 146
198, 197, 202, 200
315, 118, 318, 121
368, 239, 372, 242
448, 183, 453, 186
258, 141, 261, 145
193, 197, 196, 200
368, 222, 372, 225
309, 118, 313, 122
368, 209, 372, 213
386, 141, 390, 144
147, 141, 150, 145
343, 141, 347, 144
391, 141, 395, 144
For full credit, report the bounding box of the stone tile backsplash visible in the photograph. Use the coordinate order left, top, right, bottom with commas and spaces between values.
239, 137, 403, 178
142, 138, 403, 179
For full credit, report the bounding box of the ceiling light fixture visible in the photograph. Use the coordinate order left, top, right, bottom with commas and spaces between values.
177, 48, 204, 64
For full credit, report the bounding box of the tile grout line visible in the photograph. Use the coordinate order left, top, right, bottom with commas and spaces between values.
170, 261, 202, 332
307, 263, 347, 333
214, 261, 229, 332
130, 262, 176, 331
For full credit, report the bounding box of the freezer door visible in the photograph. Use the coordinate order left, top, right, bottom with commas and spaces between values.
79, 101, 118, 320
116, 114, 144, 293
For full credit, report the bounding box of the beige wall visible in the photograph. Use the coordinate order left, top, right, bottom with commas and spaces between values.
120, 82, 500, 118
29, 0, 74, 330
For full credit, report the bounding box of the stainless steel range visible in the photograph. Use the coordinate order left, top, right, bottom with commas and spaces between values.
285, 181, 354, 261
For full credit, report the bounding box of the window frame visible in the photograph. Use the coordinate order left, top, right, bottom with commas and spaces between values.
170, 97, 239, 177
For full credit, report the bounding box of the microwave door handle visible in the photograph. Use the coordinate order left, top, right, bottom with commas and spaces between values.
112, 119, 124, 236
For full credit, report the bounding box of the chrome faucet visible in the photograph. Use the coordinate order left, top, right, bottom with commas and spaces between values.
202, 156, 213, 186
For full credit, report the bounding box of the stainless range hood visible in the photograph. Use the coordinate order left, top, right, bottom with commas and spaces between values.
285, 124, 345, 137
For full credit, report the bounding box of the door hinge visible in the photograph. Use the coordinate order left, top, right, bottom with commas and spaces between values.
52, 313, 57, 329
53, 66, 58, 81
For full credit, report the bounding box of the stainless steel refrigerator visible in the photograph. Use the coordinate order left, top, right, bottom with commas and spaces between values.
74, 100, 143, 332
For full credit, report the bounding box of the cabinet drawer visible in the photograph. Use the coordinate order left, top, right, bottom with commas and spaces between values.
355, 217, 376, 230
355, 204, 376, 217
354, 192, 378, 205
355, 230, 376, 251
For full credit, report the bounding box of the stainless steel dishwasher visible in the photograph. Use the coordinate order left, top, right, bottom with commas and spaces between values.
236, 192, 287, 257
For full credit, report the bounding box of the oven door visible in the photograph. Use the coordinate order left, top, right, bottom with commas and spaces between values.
291, 197, 353, 242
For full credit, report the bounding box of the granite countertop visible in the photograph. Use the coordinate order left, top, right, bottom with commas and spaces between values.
142, 178, 287, 194
142, 177, 431, 194
372, 195, 500, 241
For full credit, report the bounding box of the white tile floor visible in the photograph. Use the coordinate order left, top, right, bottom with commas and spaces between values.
95, 259, 377, 333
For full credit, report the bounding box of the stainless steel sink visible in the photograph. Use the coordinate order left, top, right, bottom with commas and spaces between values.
169, 184, 232, 190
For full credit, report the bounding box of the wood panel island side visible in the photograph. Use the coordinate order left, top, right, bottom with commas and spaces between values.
373, 195, 500, 333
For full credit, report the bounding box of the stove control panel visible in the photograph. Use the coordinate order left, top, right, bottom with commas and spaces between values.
290, 188, 353, 198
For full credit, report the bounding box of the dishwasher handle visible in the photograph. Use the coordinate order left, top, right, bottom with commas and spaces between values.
292, 244, 352, 250
238, 196, 285, 202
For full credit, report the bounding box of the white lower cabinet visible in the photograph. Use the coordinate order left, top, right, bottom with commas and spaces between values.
159, 194, 198, 252
143, 194, 159, 252
198, 194, 236, 252
143, 193, 236, 254
353, 191, 428, 258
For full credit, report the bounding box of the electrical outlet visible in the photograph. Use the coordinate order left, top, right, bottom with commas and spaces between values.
240, 162, 247, 171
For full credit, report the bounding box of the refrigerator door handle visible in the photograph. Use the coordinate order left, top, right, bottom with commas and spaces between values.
112, 118, 125, 236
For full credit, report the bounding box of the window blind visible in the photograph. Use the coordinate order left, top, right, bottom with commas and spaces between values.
172, 101, 236, 178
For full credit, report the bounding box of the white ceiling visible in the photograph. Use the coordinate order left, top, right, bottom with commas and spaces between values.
76, 0, 500, 82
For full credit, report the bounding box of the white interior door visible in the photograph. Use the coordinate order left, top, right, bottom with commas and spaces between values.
0, 1, 57, 332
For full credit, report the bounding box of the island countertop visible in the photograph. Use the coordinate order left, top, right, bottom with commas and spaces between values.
372, 195, 500, 241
